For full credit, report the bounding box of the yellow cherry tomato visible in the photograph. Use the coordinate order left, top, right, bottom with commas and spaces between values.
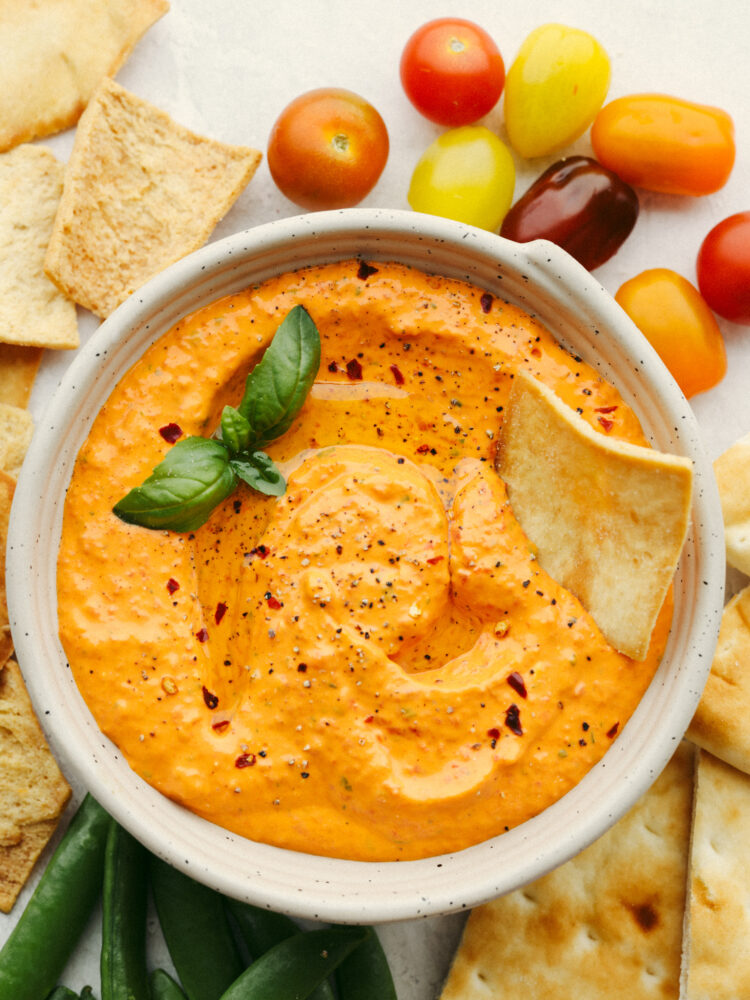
407, 125, 515, 231
615, 268, 727, 398
504, 23, 610, 158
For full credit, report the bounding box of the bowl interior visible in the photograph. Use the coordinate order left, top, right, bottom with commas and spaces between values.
7, 209, 724, 922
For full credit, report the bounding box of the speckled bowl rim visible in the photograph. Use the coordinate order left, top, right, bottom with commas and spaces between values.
8, 208, 724, 923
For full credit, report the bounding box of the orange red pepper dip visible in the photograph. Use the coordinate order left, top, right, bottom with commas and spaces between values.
57, 258, 671, 861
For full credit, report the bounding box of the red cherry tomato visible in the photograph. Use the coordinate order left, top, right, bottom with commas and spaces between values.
696, 211, 750, 324
615, 269, 727, 398
267, 88, 389, 210
500, 156, 639, 270
400, 18, 505, 126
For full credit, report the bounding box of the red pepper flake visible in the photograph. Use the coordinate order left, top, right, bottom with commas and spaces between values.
530, 347, 542, 358
357, 260, 379, 280
235, 752, 256, 768
480, 292, 493, 314
390, 363, 405, 385
364, 715, 374, 723
598, 416, 615, 432
327, 361, 338, 373
196, 627, 209, 643
215, 602, 227, 625
266, 594, 281, 610
426, 555, 444, 565
202, 686, 218, 709
166, 578, 179, 595
507, 671, 527, 699
594, 405, 618, 414
505, 703, 523, 736
416, 443, 430, 454
346, 358, 363, 380
212, 720, 230, 733
606, 722, 620, 739
159, 422, 183, 443
487, 727, 501, 740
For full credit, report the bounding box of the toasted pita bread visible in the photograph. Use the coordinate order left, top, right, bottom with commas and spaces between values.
687, 585, 750, 773
440, 742, 695, 1000
0, 660, 71, 912
0, 471, 14, 632
714, 431, 750, 577
0, 345, 42, 408
682, 750, 750, 999
0, 404, 33, 478
0, 0, 169, 152
0, 145, 79, 350
44, 78, 262, 318
496, 371, 693, 660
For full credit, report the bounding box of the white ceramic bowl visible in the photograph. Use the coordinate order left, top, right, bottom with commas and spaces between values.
8, 208, 724, 923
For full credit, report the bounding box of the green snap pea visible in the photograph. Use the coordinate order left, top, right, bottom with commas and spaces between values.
150, 857, 243, 1000
101, 821, 149, 1000
224, 899, 298, 958
334, 927, 397, 1000
45, 989, 78, 1000
224, 900, 334, 1000
149, 969, 188, 1000
0, 794, 111, 1000
218, 927, 369, 1000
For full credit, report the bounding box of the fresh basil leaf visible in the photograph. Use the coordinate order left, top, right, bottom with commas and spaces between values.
230, 452, 286, 497
219, 404, 253, 457
113, 437, 237, 532
238, 304, 321, 448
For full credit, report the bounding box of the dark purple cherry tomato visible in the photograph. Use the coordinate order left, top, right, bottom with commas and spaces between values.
500, 155, 639, 270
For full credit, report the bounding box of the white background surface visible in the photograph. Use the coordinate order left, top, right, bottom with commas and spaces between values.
3, 1, 750, 997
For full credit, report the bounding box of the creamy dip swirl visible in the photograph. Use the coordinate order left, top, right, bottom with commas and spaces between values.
57, 259, 670, 860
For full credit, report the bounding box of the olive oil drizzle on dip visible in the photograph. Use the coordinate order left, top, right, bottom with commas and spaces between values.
57, 259, 671, 861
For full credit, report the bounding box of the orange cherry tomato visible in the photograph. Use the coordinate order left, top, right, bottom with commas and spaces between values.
591, 94, 735, 196
615, 268, 727, 398
267, 88, 389, 210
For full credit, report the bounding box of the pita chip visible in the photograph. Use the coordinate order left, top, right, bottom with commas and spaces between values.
0, 470, 14, 631
44, 78, 262, 318
496, 371, 693, 660
440, 742, 695, 1000
714, 430, 750, 577
687, 584, 750, 774
682, 750, 750, 999
0, 660, 71, 911
0, 404, 34, 478
0, 345, 42, 408
0, 145, 79, 349
0, 0, 169, 152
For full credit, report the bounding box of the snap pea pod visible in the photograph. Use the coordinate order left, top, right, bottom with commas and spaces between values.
218, 927, 369, 1000
334, 927, 397, 1000
224, 900, 334, 1000
101, 822, 149, 1000
224, 899, 298, 958
149, 969, 188, 1000
0, 794, 111, 1000
150, 857, 244, 1000
45, 989, 78, 1000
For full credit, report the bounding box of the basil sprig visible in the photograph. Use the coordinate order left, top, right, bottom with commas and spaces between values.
113, 305, 320, 532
